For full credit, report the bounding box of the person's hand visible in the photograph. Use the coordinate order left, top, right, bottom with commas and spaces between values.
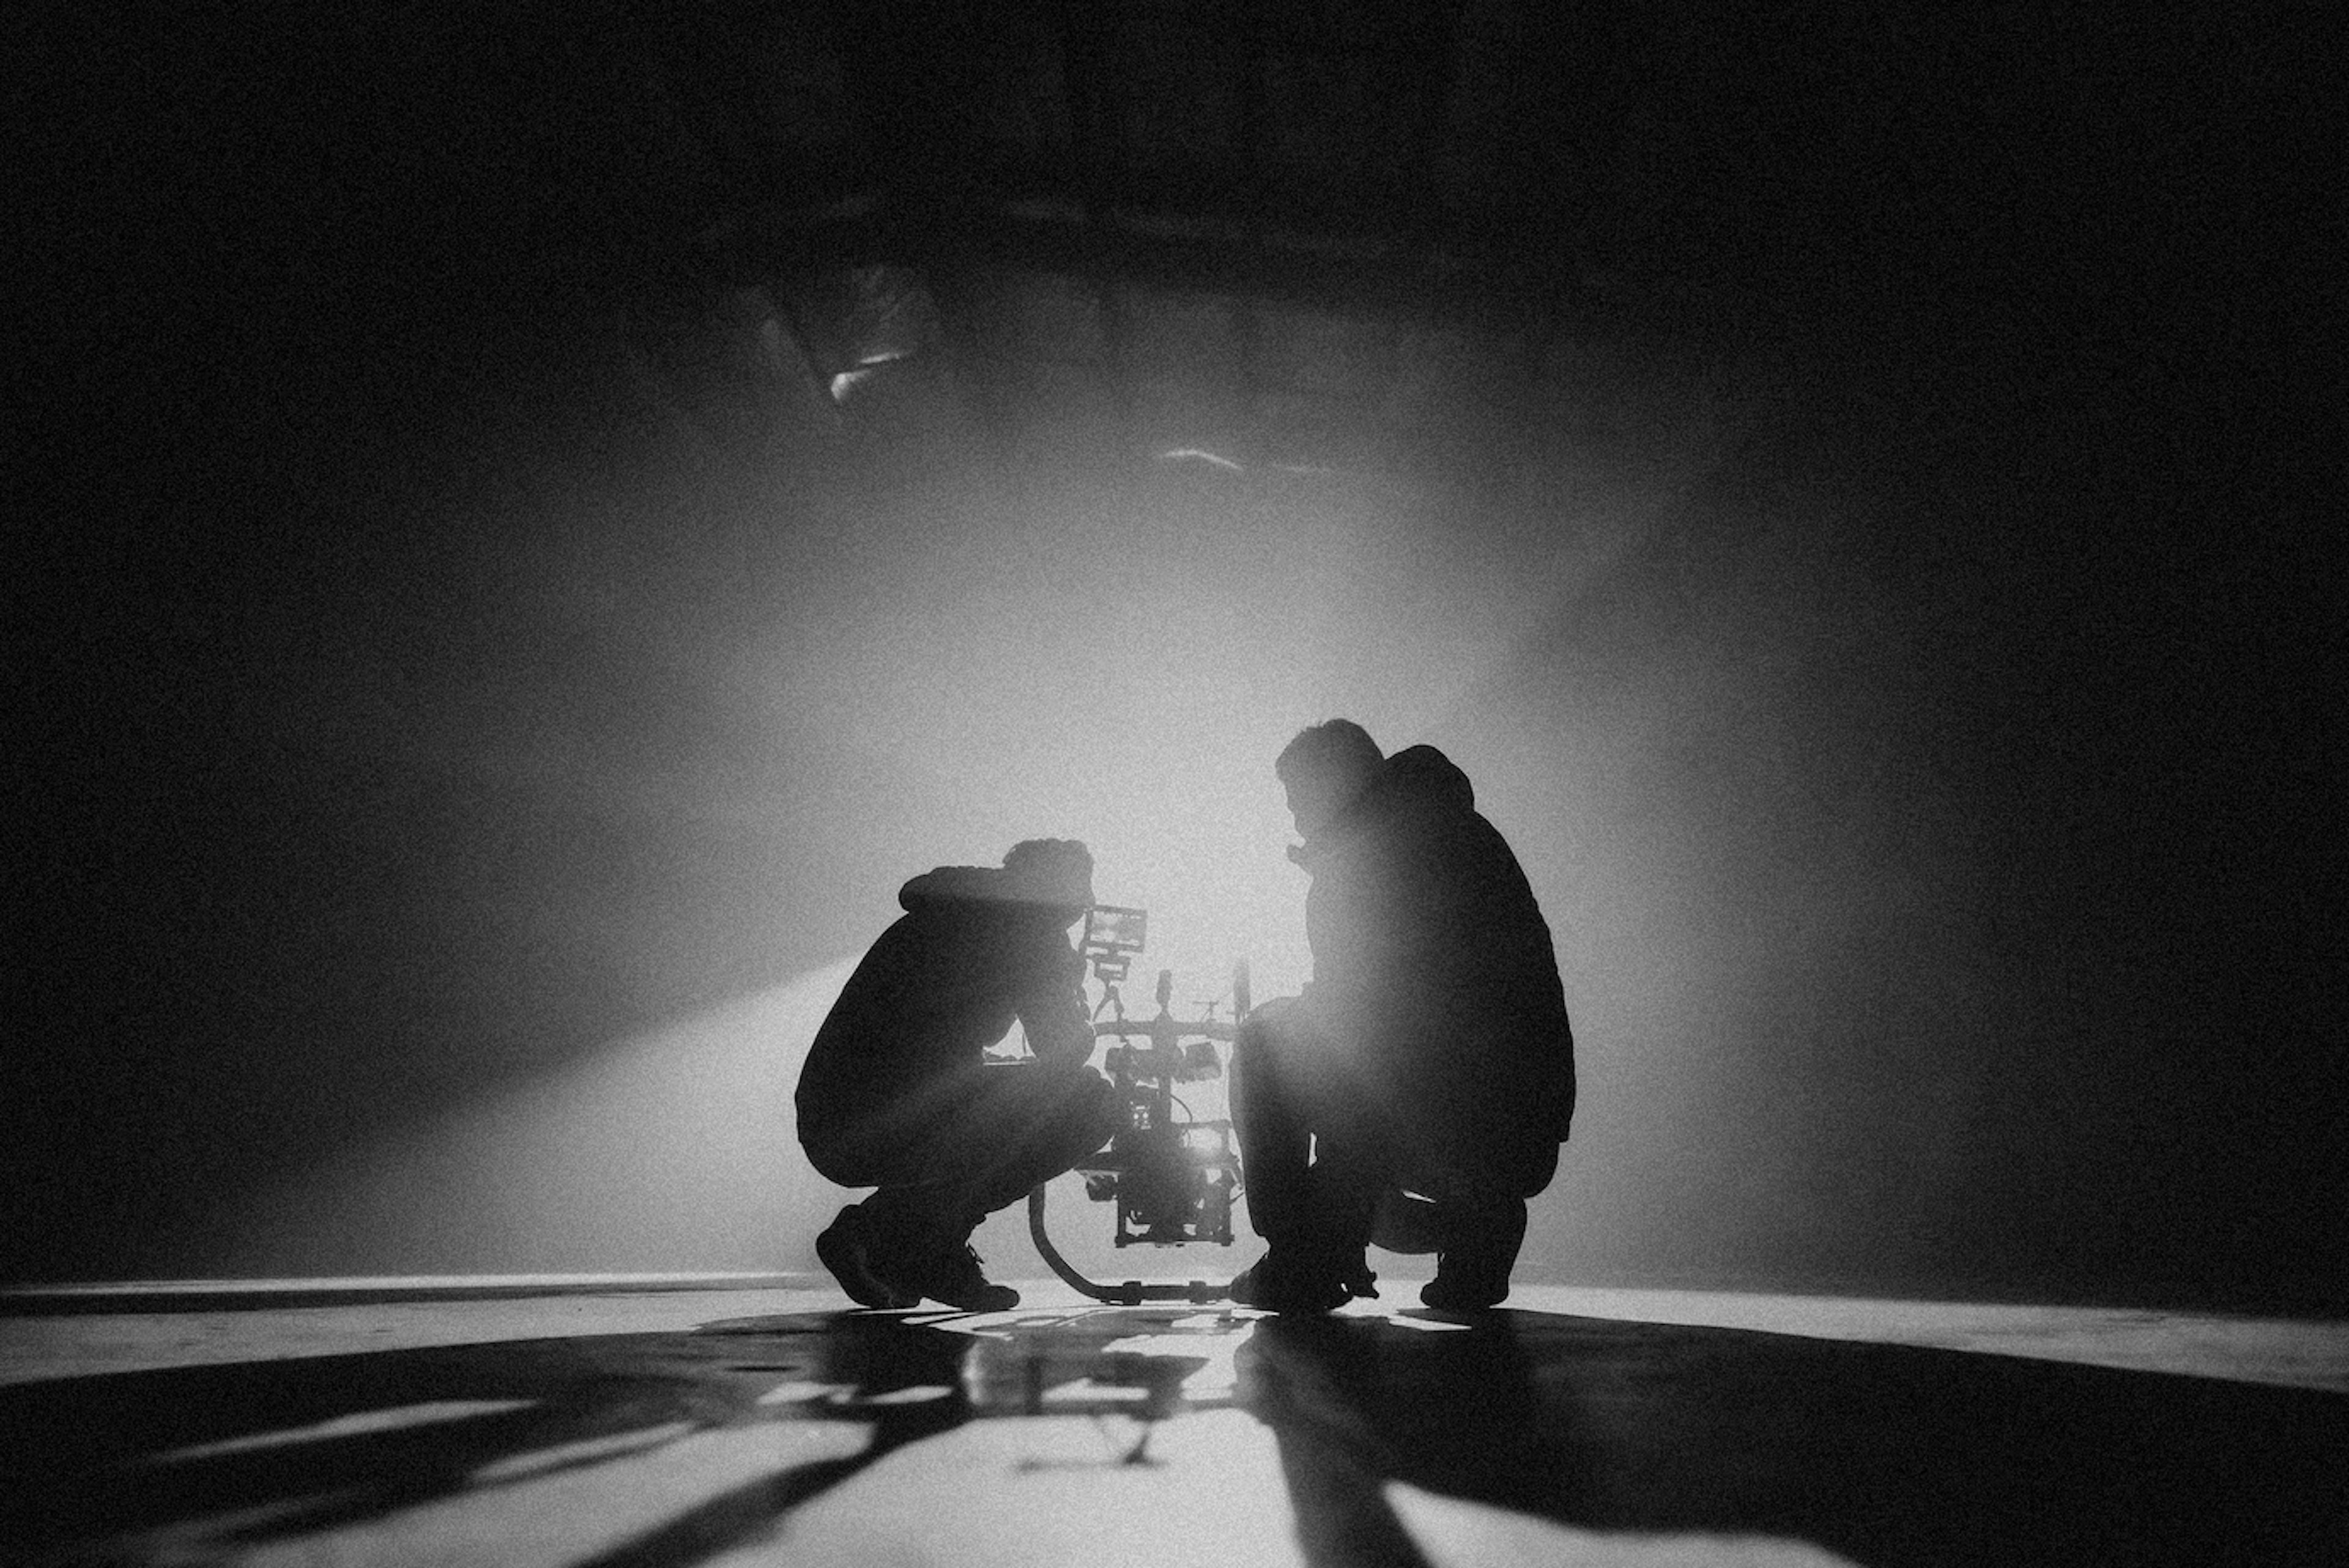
1025, 1011, 1096, 1067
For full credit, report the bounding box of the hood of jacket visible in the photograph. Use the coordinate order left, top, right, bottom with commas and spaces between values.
1377, 744, 1475, 814
899, 864, 1088, 917
1293, 744, 1475, 870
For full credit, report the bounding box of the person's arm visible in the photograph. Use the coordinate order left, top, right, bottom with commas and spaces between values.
1014, 933, 1096, 1066
1306, 825, 1460, 1053
1020, 994, 1093, 1064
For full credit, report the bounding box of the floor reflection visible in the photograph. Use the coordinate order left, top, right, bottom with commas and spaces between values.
2, 1303, 2341, 1566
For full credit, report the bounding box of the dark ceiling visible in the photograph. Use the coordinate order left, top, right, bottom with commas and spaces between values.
24, 2, 2313, 514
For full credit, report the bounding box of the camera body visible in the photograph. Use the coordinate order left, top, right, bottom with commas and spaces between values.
1076, 907, 1242, 1248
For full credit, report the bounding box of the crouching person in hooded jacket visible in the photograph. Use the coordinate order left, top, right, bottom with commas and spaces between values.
798, 838, 1118, 1311
1230, 720, 1576, 1312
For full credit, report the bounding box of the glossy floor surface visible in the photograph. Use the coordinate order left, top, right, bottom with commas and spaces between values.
5, 1276, 2345, 1566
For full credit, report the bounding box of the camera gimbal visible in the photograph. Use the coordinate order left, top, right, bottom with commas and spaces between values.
1025, 905, 1253, 1304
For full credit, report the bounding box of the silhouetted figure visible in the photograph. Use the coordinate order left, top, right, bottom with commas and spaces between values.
798, 838, 1118, 1311
1230, 721, 1575, 1311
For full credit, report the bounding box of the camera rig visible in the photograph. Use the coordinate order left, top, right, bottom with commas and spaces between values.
1025, 905, 1252, 1304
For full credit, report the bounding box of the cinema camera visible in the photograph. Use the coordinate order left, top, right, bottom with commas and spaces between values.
1024, 904, 1252, 1304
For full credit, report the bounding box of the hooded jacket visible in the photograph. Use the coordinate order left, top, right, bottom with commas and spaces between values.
1296, 745, 1575, 1185
796, 865, 1094, 1142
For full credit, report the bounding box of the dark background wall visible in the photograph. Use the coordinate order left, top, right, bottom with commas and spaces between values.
11, 2, 2338, 1312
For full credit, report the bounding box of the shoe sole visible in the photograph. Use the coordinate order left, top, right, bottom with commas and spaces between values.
893, 1274, 1020, 1312
932, 1288, 1020, 1312
1420, 1279, 1508, 1311
1419, 1293, 1506, 1312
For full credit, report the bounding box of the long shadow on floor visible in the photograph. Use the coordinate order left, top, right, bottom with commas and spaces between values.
1242, 1309, 2347, 1567
0, 1306, 1217, 1564
1, 1306, 2340, 1566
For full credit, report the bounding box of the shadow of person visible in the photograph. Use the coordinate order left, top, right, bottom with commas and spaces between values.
0, 1310, 962, 1561
1236, 1309, 1586, 1568
12, 1303, 2339, 1566
561, 1309, 987, 1568
1234, 1306, 2349, 1568
0, 1303, 1245, 1564
1, 1335, 633, 1555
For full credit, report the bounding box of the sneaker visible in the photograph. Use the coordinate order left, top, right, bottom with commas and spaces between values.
1418, 1201, 1525, 1312
1418, 1266, 1509, 1312
885, 1243, 1020, 1312
1228, 1248, 1354, 1314
816, 1205, 918, 1309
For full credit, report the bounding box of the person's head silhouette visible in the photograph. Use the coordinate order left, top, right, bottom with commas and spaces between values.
1000, 837, 1095, 923
1275, 719, 1384, 841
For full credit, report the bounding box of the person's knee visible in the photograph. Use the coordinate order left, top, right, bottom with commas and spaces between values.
1011, 1059, 1118, 1155
1244, 994, 1301, 1029
1036, 1057, 1115, 1113
1069, 1068, 1119, 1146
1235, 1000, 1336, 1110
1237, 996, 1315, 1057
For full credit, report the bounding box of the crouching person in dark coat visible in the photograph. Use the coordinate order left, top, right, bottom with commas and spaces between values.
1230, 721, 1576, 1312
798, 838, 1118, 1311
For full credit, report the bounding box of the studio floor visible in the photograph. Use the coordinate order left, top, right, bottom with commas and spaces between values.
4, 1273, 2343, 1567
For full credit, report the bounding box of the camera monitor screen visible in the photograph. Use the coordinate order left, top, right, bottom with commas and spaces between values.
1082, 905, 1147, 956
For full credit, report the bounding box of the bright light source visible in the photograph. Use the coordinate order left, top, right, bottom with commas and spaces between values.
741, 468, 1579, 1017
